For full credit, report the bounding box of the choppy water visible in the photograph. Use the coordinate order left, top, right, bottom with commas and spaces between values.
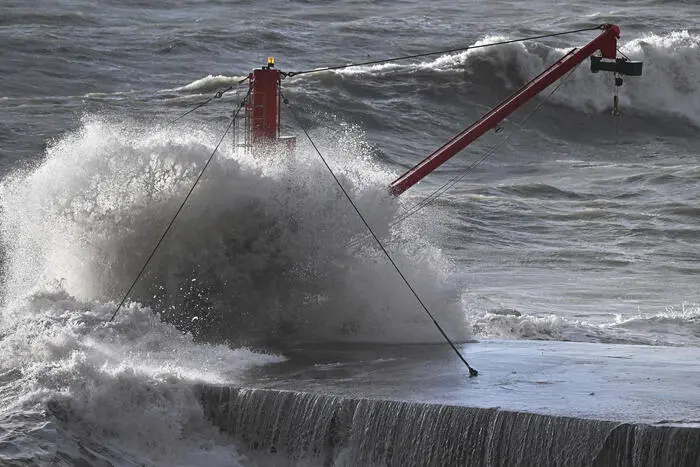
1, 0, 699, 464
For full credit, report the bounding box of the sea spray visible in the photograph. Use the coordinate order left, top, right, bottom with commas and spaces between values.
0, 287, 283, 465
0, 115, 469, 345
0, 113, 472, 463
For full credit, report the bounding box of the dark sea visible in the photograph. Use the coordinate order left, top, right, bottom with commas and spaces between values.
1, 0, 699, 465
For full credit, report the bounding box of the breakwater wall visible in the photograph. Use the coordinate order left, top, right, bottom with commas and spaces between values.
199, 385, 700, 466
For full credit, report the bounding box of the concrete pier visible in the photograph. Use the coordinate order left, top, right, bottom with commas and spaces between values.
200, 340, 700, 466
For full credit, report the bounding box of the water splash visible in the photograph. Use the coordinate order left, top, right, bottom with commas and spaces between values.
0, 115, 469, 345
0, 286, 283, 465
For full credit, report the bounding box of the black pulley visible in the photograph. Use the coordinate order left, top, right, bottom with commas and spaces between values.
590, 56, 643, 76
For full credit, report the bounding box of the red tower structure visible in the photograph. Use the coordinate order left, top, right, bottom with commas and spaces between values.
247, 57, 280, 144
243, 57, 295, 153
241, 25, 639, 193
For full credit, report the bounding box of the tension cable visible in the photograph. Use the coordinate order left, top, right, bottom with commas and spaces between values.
109, 90, 251, 323
346, 62, 580, 251
281, 25, 604, 78
398, 64, 580, 222
281, 92, 478, 377
166, 76, 249, 125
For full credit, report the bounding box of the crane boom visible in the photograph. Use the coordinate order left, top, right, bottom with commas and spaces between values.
389, 24, 641, 196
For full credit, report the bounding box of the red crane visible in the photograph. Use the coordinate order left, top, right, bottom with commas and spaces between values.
388, 24, 642, 195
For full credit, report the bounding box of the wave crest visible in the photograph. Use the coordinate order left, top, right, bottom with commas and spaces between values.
293, 30, 700, 126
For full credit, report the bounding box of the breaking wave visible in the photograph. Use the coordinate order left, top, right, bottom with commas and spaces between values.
0, 115, 469, 345
0, 289, 283, 465
171, 74, 250, 93
0, 114, 473, 464
466, 303, 700, 346
255, 30, 700, 126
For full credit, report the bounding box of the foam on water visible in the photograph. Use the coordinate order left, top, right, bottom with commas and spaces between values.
465, 300, 700, 346
171, 75, 251, 93
525, 29, 700, 124
0, 113, 472, 463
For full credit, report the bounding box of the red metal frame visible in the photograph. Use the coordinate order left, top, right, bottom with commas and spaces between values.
388, 24, 621, 196
247, 65, 281, 144
243, 60, 297, 155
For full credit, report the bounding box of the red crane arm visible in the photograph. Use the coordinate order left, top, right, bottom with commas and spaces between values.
389, 24, 622, 196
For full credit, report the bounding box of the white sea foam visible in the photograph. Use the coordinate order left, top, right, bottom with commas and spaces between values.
465, 300, 700, 346
0, 287, 283, 465
0, 115, 469, 345
0, 114, 472, 463
170, 74, 250, 93
443, 30, 700, 125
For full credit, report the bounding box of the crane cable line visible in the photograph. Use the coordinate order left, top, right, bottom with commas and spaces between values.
109, 89, 251, 323
282, 91, 478, 377
280, 25, 605, 78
